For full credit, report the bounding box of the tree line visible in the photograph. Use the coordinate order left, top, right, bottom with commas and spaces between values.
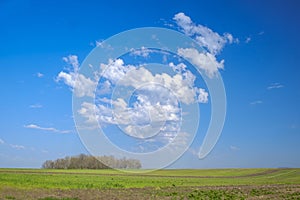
42, 154, 142, 169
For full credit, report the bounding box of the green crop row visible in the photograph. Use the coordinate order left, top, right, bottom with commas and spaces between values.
0, 168, 299, 190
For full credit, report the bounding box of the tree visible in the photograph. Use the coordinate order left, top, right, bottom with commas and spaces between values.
42, 160, 54, 169
42, 154, 142, 169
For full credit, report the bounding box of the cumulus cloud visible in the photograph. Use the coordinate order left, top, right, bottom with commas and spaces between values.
173, 12, 235, 78
57, 55, 97, 97
196, 88, 209, 103
57, 13, 229, 151
69, 56, 210, 146
57, 71, 96, 97
173, 12, 236, 55
78, 102, 100, 125
24, 124, 71, 134
83, 90, 180, 125
78, 84, 182, 141
100, 59, 208, 105
96, 80, 111, 95
169, 62, 186, 73
74, 57, 211, 147
100, 59, 134, 84
79, 98, 180, 141
62, 55, 79, 72
58, 54, 97, 97
177, 48, 224, 78
0, 138, 4, 144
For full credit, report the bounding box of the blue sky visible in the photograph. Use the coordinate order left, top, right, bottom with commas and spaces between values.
0, 0, 299, 168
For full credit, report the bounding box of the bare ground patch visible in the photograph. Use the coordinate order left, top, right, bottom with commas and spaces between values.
1, 185, 300, 200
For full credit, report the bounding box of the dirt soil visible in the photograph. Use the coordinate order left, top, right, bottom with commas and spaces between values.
1, 184, 300, 200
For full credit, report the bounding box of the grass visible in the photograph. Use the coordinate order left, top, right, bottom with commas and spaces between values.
0, 168, 299, 199
0, 168, 299, 189
0, 168, 273, 176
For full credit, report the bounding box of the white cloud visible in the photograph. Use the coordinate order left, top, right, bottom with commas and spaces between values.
224, 33, 236, 44
196, 88, 209, 103
55, 13, 229, 156
258, 31, 265, 35
169, 62, 187, 73
177, 48, 224, 78
36, 72, 44, 78
83, 91, 180, 125
0, 138, 4, 144
62, 55, 79, 72
130, 46, 152, 58
24, 124, 71, 134
30, 104, 43, 109
267, 83, 284, 90
79, 86, 182, 137
245, 37, 251, 43
165, 131, 190, 151
95, 40, 103, 47
100, 59, 135, 84
94, 40, 113, 50
57, 55, 97, 97
78, 102, 100, 125
75, 58, 209, 139
57, 71, 97, 97
173, 12, 236, 55
96, 80, 111, 95
129, 47, 168, 58
173, 12, 193, 35
250, 100, 263, 105
100, 59, 208, 104
10, 144, 25, 150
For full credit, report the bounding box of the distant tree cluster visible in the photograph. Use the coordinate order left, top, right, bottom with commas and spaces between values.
42, 154, 142, 169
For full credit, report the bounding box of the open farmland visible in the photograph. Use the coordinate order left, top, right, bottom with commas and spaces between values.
0, 168, 300, 199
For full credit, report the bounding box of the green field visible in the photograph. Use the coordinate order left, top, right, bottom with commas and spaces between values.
0, 168, 300, 199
